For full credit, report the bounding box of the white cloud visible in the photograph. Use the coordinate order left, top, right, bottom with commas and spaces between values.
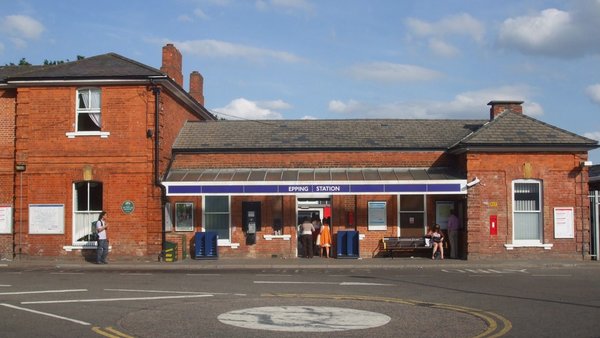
406, 13, 485, 42
584, 131, 600, 141
256, 0, 314, 13
212, 98, 291, 120
0, 15, 44, 47
177, 15, 193, 23
498, 2, 600, 58
586, 84, 600, 104
428, 38, 459, 57
328, 85, 543, 119
347, 62, 443, 83
193, 8, 209, 20
173, 39, 305, 63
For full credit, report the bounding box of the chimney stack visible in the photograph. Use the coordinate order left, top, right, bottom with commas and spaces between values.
160, 44, 183, 87
189, 71, 205, 106
488, 100, 523, 120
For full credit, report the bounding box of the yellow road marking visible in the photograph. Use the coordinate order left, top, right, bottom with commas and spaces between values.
92, 326, 134, 338
262, 293, 512, 338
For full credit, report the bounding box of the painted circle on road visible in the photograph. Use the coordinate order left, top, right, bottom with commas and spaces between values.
218, 306, 391, 332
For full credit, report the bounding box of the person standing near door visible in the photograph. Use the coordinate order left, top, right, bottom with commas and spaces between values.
447, 209, 460, 259
96, 211, 109, 264
300, 216, 315, 258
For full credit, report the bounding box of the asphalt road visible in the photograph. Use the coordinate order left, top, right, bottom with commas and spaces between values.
1, 264, 599, 337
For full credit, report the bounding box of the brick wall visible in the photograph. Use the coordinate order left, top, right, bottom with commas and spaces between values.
466, 152, 591, 259
9, 83, 203, 258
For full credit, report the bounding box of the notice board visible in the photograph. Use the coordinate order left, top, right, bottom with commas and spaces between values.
0, 206, 12, 234
29, 204, 65, 234
554, 207, 574, 239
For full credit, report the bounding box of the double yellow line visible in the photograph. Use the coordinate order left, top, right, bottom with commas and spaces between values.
92, 326, 134, 338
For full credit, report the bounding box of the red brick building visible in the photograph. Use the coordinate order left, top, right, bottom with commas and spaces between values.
0, 44, 214, 260
1, 44, 598, 261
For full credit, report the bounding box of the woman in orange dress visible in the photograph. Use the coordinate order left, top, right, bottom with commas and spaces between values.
319, 218, 333, 258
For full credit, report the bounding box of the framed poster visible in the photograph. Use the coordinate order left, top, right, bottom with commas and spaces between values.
554, 207, 574, 238
29, 204, 65, 234
368, 201, 387, 231
175, 202, 194, 231
0, 206, 12, 234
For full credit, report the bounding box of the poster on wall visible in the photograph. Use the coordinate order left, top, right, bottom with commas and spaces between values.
175, 202, 194, 231
554, 207, 574, 238
29, 204, 65, 234
368, 201, 387, 231
0, 206, 12, 234
436, 201, 454, 230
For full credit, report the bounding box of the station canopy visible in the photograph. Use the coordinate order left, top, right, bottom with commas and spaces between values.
163, 167, 467, 196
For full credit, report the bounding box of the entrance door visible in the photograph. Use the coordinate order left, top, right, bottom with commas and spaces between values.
297, 208, 322, 257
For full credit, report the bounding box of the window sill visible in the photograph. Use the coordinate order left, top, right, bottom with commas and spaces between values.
217, 241, 240, 249
63, 243, 111, 251
504, 243, 553, 250
263, 234, 291, 241
66, 131, 110, 139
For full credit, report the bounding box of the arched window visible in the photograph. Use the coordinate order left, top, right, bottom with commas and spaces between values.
73, 181, 103, 243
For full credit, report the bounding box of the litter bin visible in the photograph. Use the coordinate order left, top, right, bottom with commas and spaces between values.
336, 230, 359, 259
164, 241, 178, 262
194, 231, 219, 259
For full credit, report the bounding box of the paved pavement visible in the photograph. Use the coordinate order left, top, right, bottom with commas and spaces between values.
2, 255, 598, 271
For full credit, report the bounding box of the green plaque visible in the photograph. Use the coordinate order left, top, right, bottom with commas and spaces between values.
121, 200, 135, 214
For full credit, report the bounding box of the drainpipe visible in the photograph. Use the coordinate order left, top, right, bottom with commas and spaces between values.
151, 84, 167, 260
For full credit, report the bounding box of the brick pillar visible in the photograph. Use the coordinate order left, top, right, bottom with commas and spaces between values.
189, 71, 205, 106
160, 44, 183, 87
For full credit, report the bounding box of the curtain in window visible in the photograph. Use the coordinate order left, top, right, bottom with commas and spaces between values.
514, 182, 541, 241
89, 89, 101, 127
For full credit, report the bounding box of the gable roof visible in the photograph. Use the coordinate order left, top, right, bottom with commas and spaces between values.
1, 53, 163, 81
451, 111, 598, 152
173, 119, 486, 152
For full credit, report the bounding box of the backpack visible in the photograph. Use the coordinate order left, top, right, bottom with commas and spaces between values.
90, 221, 99, 241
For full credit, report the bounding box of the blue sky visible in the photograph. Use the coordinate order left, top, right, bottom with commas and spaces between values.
1, 0, 599, 162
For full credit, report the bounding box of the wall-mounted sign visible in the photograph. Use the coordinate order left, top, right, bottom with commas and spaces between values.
554, 207, 574, 238
368, 201, 387, 231
29, 204, 64, 234
0, 206, 12, 234
121, 200, 135, 214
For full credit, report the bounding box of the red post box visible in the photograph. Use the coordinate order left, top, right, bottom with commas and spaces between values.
490, 215, 498, 236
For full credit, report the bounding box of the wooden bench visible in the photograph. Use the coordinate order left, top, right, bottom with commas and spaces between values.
378, 237, 431, 258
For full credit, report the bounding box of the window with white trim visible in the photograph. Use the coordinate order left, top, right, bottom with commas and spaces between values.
73, 181, 103, 244
513, 180, 542, 244
76, 88, 102, 132
204, 196, 230, 241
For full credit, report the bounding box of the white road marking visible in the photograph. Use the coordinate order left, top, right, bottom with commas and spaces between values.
0, 289, 87, 296
105, 288, 222, 295
0, 284, 11, 287
532, 274, 571, 277
120, 273, 153, 276
254, 281, 392, 286
0, 303, 90, 326
50, 272, 84, 275
256, 274, 293, 277
186, 273, 221, 276
21, 294, 213, 304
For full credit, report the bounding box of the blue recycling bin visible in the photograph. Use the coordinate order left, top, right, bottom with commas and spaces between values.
336, 230, 359, 259
194, 231, 219, 259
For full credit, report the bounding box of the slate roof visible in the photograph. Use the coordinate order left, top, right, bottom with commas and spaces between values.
173, 119, 487, 152
457, 111, 597, 147
0, 53, 163, 81
173, 112, 598, 153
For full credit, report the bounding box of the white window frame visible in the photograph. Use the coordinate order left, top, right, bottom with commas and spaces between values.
397, 194, 427, 237
511, 179, 544, 246
72, 181, 103, 246
66, 88, 110, 138
203, 195, 235, 247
